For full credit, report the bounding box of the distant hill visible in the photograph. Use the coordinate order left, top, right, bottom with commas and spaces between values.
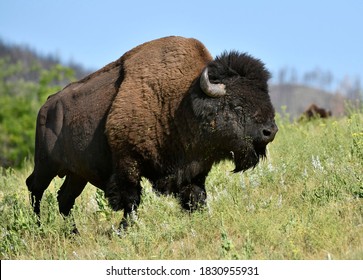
269, 84, 346, 120
0, 39, 92, 82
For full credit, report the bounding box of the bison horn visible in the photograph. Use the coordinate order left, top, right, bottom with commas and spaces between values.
200, 67, 226, 98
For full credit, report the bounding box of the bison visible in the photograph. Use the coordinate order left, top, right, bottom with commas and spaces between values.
301, 104, 332, 120
26, 36, 278, 232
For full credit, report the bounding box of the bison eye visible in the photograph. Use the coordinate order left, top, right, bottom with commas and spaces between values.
253, 111, 265, 123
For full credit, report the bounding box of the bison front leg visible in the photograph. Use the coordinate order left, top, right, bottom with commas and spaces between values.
105, 158, 142, 230
179, 173, 208, 211
179, 184, 207, 211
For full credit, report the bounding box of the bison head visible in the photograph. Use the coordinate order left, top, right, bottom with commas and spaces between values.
190, 51, 278, 172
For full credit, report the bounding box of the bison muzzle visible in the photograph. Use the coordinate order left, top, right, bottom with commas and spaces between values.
26, 36, 277, 232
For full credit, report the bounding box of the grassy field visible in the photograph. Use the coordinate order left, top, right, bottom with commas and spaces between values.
1, 112, 362, 260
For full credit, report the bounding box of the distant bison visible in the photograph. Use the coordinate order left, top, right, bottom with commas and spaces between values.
301, 104, 332, 120
26, 36, 278, 232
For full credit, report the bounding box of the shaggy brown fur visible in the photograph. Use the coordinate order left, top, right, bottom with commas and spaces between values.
106, 36, 212, 168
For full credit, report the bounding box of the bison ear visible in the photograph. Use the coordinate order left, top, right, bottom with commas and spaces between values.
200, 67, 227, 98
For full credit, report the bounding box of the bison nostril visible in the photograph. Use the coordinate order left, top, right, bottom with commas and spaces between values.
261, 124, 278, 143
263, 129, 271, 137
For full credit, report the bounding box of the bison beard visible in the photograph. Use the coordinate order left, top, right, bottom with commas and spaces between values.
26, 36, 277, 233
232, 141, 267, 173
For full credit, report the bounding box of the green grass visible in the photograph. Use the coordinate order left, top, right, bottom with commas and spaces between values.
1, 113, 362, 260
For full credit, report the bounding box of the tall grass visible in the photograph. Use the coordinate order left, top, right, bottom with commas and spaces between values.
0, 112, 362, 259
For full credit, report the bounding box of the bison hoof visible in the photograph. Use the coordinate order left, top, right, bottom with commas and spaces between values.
180, 184, 207, 212
70, 227, 80, 235
120, 218, 129, 230
117, 213, 135, 232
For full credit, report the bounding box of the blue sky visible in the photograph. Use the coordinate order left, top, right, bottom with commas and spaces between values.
1, 0, 362, 87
